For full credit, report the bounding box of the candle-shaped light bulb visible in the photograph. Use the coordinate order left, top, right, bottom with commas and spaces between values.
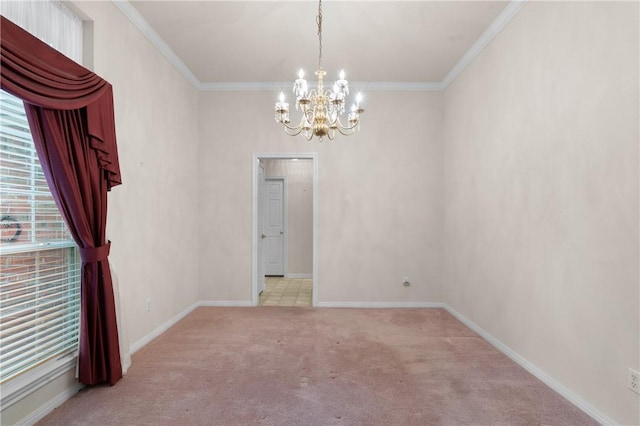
294, 70, 308, 100
275, 92, 289, 123
335, 70, 349, 97
348, 104, 358, 125
333, 83, 339, 93
355, 93, 363, 110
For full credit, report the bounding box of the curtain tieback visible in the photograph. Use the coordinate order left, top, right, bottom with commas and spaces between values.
80, 241, 111, 263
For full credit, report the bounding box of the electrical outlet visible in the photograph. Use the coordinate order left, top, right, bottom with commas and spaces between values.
145, 298, 151, 312
630, 368, 640, 395
403, 277, 410, 287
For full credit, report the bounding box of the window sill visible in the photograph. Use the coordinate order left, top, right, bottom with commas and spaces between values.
0, 240, 76, 256
0, 350, 79, 410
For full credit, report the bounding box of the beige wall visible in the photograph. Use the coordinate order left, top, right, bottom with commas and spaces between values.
442, 2, 639, 424
198, 90, 443, 303
72, 0, 201, 349
264, 159, 313, 276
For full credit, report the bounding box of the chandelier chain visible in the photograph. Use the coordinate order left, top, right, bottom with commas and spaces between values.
316, 0, 322, 69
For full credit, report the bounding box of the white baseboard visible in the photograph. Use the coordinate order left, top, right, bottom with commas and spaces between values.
285, 273, 312, 279
16, 382, 83, 426
315, 301, 445, 309
442, 304, 615, 426
129, 301, 251, 355
129, 301, 199, 354
199, 300, 253, 307
310, 301, 614, 424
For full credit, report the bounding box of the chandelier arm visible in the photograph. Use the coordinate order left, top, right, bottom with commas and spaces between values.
303, 109, 315, 124
280, 116, 308, 135
283, 125, 305, 136
336, 116, 360, 132
336, 127, 355, 136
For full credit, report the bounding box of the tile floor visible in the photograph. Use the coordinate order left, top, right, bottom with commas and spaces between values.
259, 277, 312, 307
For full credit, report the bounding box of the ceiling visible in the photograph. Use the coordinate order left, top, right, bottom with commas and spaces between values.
120, 1, 518, 89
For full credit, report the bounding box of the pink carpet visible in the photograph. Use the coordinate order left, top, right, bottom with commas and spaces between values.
38, 307, 597, 425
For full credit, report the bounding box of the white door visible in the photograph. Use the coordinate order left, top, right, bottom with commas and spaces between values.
257, 163, 267, 293
265, 178, 285, 276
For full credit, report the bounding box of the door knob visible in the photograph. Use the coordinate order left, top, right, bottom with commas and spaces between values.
261, 234, 267, 239
280, 231, 284, 235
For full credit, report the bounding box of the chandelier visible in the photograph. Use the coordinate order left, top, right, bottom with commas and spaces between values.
274, 0, 364, 142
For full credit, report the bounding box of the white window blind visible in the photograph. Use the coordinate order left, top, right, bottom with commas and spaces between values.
0, 90, 81, 383
0, 0, 84, 386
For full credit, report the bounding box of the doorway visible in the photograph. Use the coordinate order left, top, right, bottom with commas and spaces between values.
252, 153, 318, 307
258, 277, 313, 306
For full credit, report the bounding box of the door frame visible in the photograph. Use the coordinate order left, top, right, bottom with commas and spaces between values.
257, 160, 266, 294
252, 153, 318, 307
264, 176, 287, 277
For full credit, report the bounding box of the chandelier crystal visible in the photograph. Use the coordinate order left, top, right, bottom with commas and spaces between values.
274, 0, 364, 142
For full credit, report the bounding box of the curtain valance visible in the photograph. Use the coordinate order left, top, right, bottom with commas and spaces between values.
0, 15, 121, 190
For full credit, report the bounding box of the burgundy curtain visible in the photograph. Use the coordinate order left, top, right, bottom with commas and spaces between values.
1, 16, 123, 385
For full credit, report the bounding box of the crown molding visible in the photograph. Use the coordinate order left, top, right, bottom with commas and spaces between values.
112, 0, 528, 92
440, 0, 528, 89
199, 82, 293, 92
111, 0, 201, 89
352, 82, 444, 92
199, 81, 444, 92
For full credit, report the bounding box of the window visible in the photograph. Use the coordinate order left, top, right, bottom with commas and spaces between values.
0, 90, 81, 383
0, 0, 84, 397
